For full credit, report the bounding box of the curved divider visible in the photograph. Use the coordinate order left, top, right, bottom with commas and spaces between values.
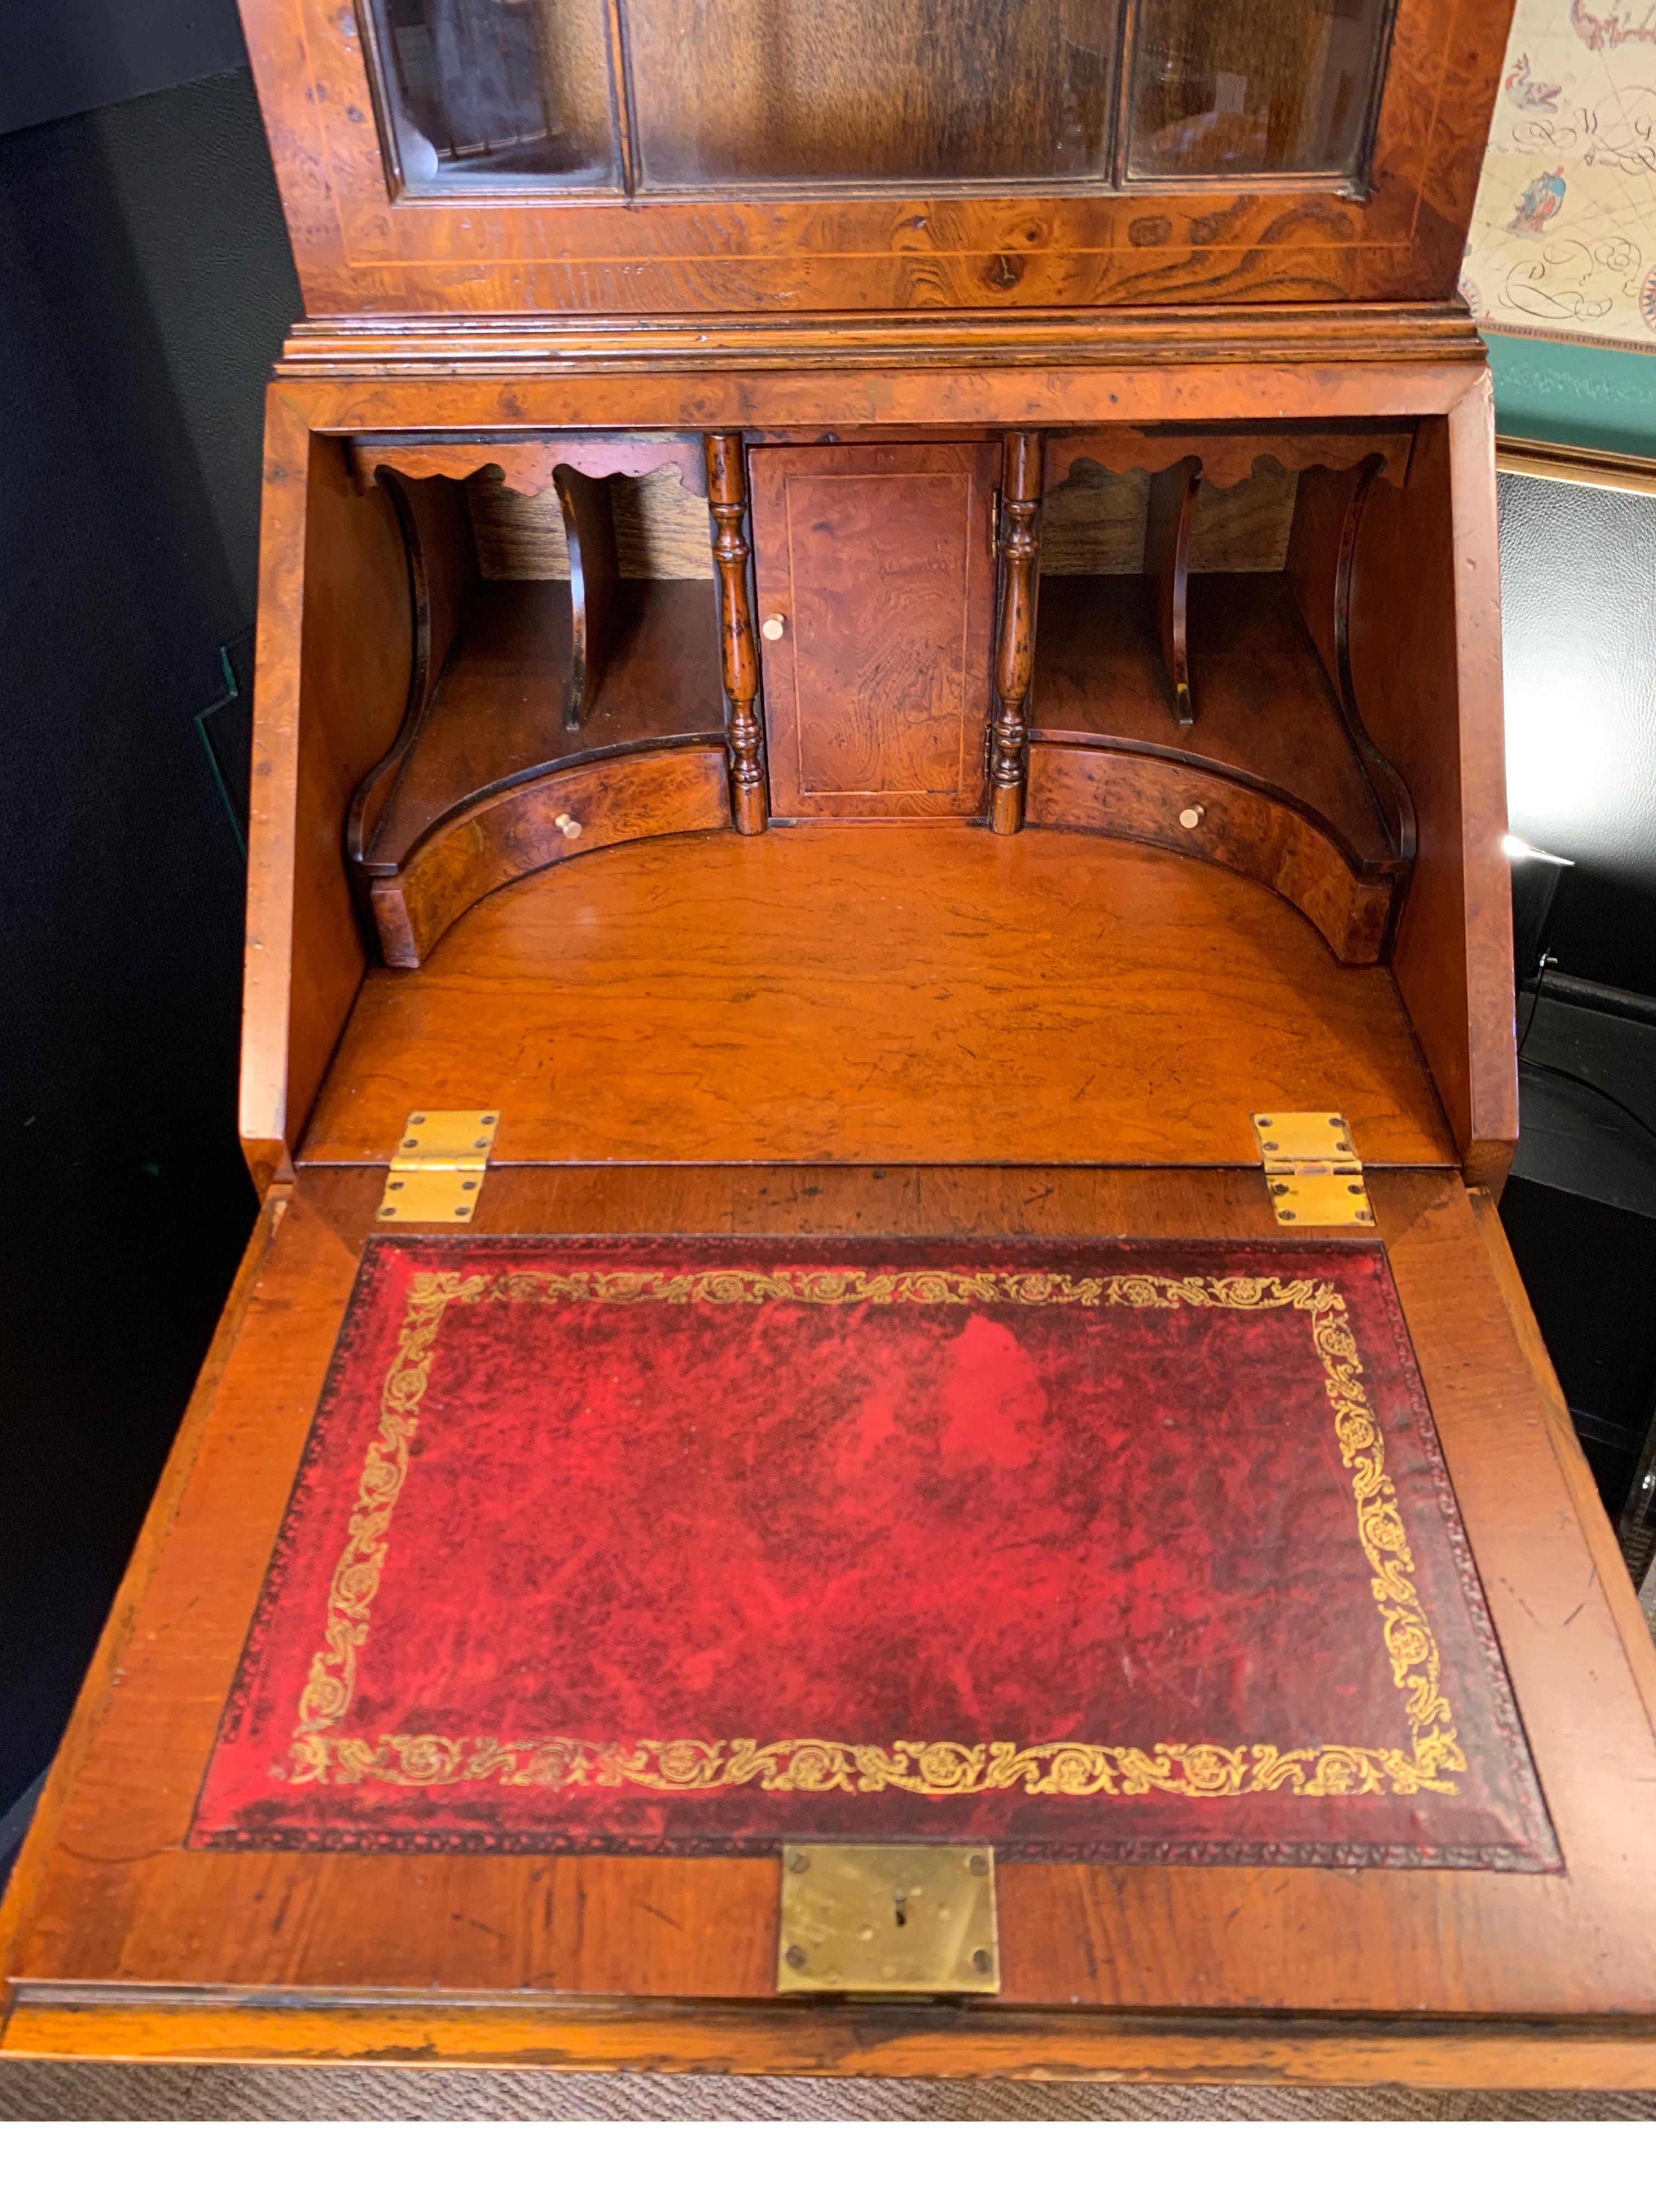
369, 740, 730, 967
1027, 737, 1401, 964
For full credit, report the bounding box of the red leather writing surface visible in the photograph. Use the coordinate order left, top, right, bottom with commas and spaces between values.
193, 1237, 1556, 1868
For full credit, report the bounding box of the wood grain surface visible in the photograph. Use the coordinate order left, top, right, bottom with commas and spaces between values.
989, 432, 1043, 833
706, 433, 769, 835
751, 443, 997, 819
348, 435, 704, 501
240, 405, 410, 1189
371, 744, 731, 966
1034, 573, 1395, 863
364, 582, 724, 870
1347, 386, 1517, 1183
468, 466, 714, 583
121, 2, 1569, 2088
1046, 425, 1415, 495
300, 825, 1451, 1168
346, 471, 478, 881
553, 463, 618, 729
240, 0, 1514, 317
5, 1164, 1655, 2084
1144, 455, 1201, 725
1040, 457, 1298, 577
1026, 741, 1395, 962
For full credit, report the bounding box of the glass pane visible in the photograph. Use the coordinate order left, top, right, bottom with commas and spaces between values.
365, 0, 618, 186
1126, 0, 1392, 179
626, 0, 1122, 187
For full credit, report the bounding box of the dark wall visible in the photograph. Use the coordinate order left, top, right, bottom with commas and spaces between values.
0, 67, 300, 1817
5, 2, 247, 138
1497, 468, 1656, 1523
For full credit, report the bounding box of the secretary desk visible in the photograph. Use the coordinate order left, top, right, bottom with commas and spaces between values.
5, 0, 1656, 2089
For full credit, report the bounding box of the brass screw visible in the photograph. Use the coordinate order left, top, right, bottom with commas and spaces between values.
971, 1949, 992, 1974
968, 1853, 989, 1876
787, 1850, 810, 1874
1280, 1209, 1297, 1221
784, 1944, 808, 1970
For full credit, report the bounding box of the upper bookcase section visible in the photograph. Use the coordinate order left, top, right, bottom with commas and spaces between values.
241, 0, 1513, 317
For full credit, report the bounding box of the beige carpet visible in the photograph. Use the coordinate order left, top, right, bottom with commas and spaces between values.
2, 2065, 1654, 2120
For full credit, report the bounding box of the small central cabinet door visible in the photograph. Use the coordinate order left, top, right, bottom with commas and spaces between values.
749, 442, 998, 819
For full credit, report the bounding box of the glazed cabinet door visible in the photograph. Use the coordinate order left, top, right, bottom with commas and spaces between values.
748, 442, 998, 821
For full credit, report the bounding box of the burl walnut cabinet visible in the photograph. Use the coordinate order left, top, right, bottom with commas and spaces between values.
5, 0, 1656, 2090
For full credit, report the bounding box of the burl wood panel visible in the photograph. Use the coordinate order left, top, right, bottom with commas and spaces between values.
370, 744, 730, 967
750, 443, 997, 819
240, 0, 1515, 315
6, 1164, 1656, 2083
1026, 741, 1395, 963
300, 825, 1451, 1169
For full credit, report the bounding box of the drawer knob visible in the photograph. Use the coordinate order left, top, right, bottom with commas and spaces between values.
761, 614, 787, 641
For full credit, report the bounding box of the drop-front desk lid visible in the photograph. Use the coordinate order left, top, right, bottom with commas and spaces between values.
4, 825, 1656, 2089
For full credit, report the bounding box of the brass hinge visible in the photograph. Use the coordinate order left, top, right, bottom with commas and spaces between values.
1252, 1111, 1373, 1228
377, 1110, 500, 1224
778, 1844, 999, 1996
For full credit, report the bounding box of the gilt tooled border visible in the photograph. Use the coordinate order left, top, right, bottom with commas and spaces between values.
277, 1262, 1470, 1810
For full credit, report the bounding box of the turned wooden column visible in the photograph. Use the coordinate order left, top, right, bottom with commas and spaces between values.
704, 431, 769, 835
989, 430, 1043, 835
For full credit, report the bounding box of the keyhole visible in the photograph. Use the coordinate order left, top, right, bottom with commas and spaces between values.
892, 1888, 908, 1929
